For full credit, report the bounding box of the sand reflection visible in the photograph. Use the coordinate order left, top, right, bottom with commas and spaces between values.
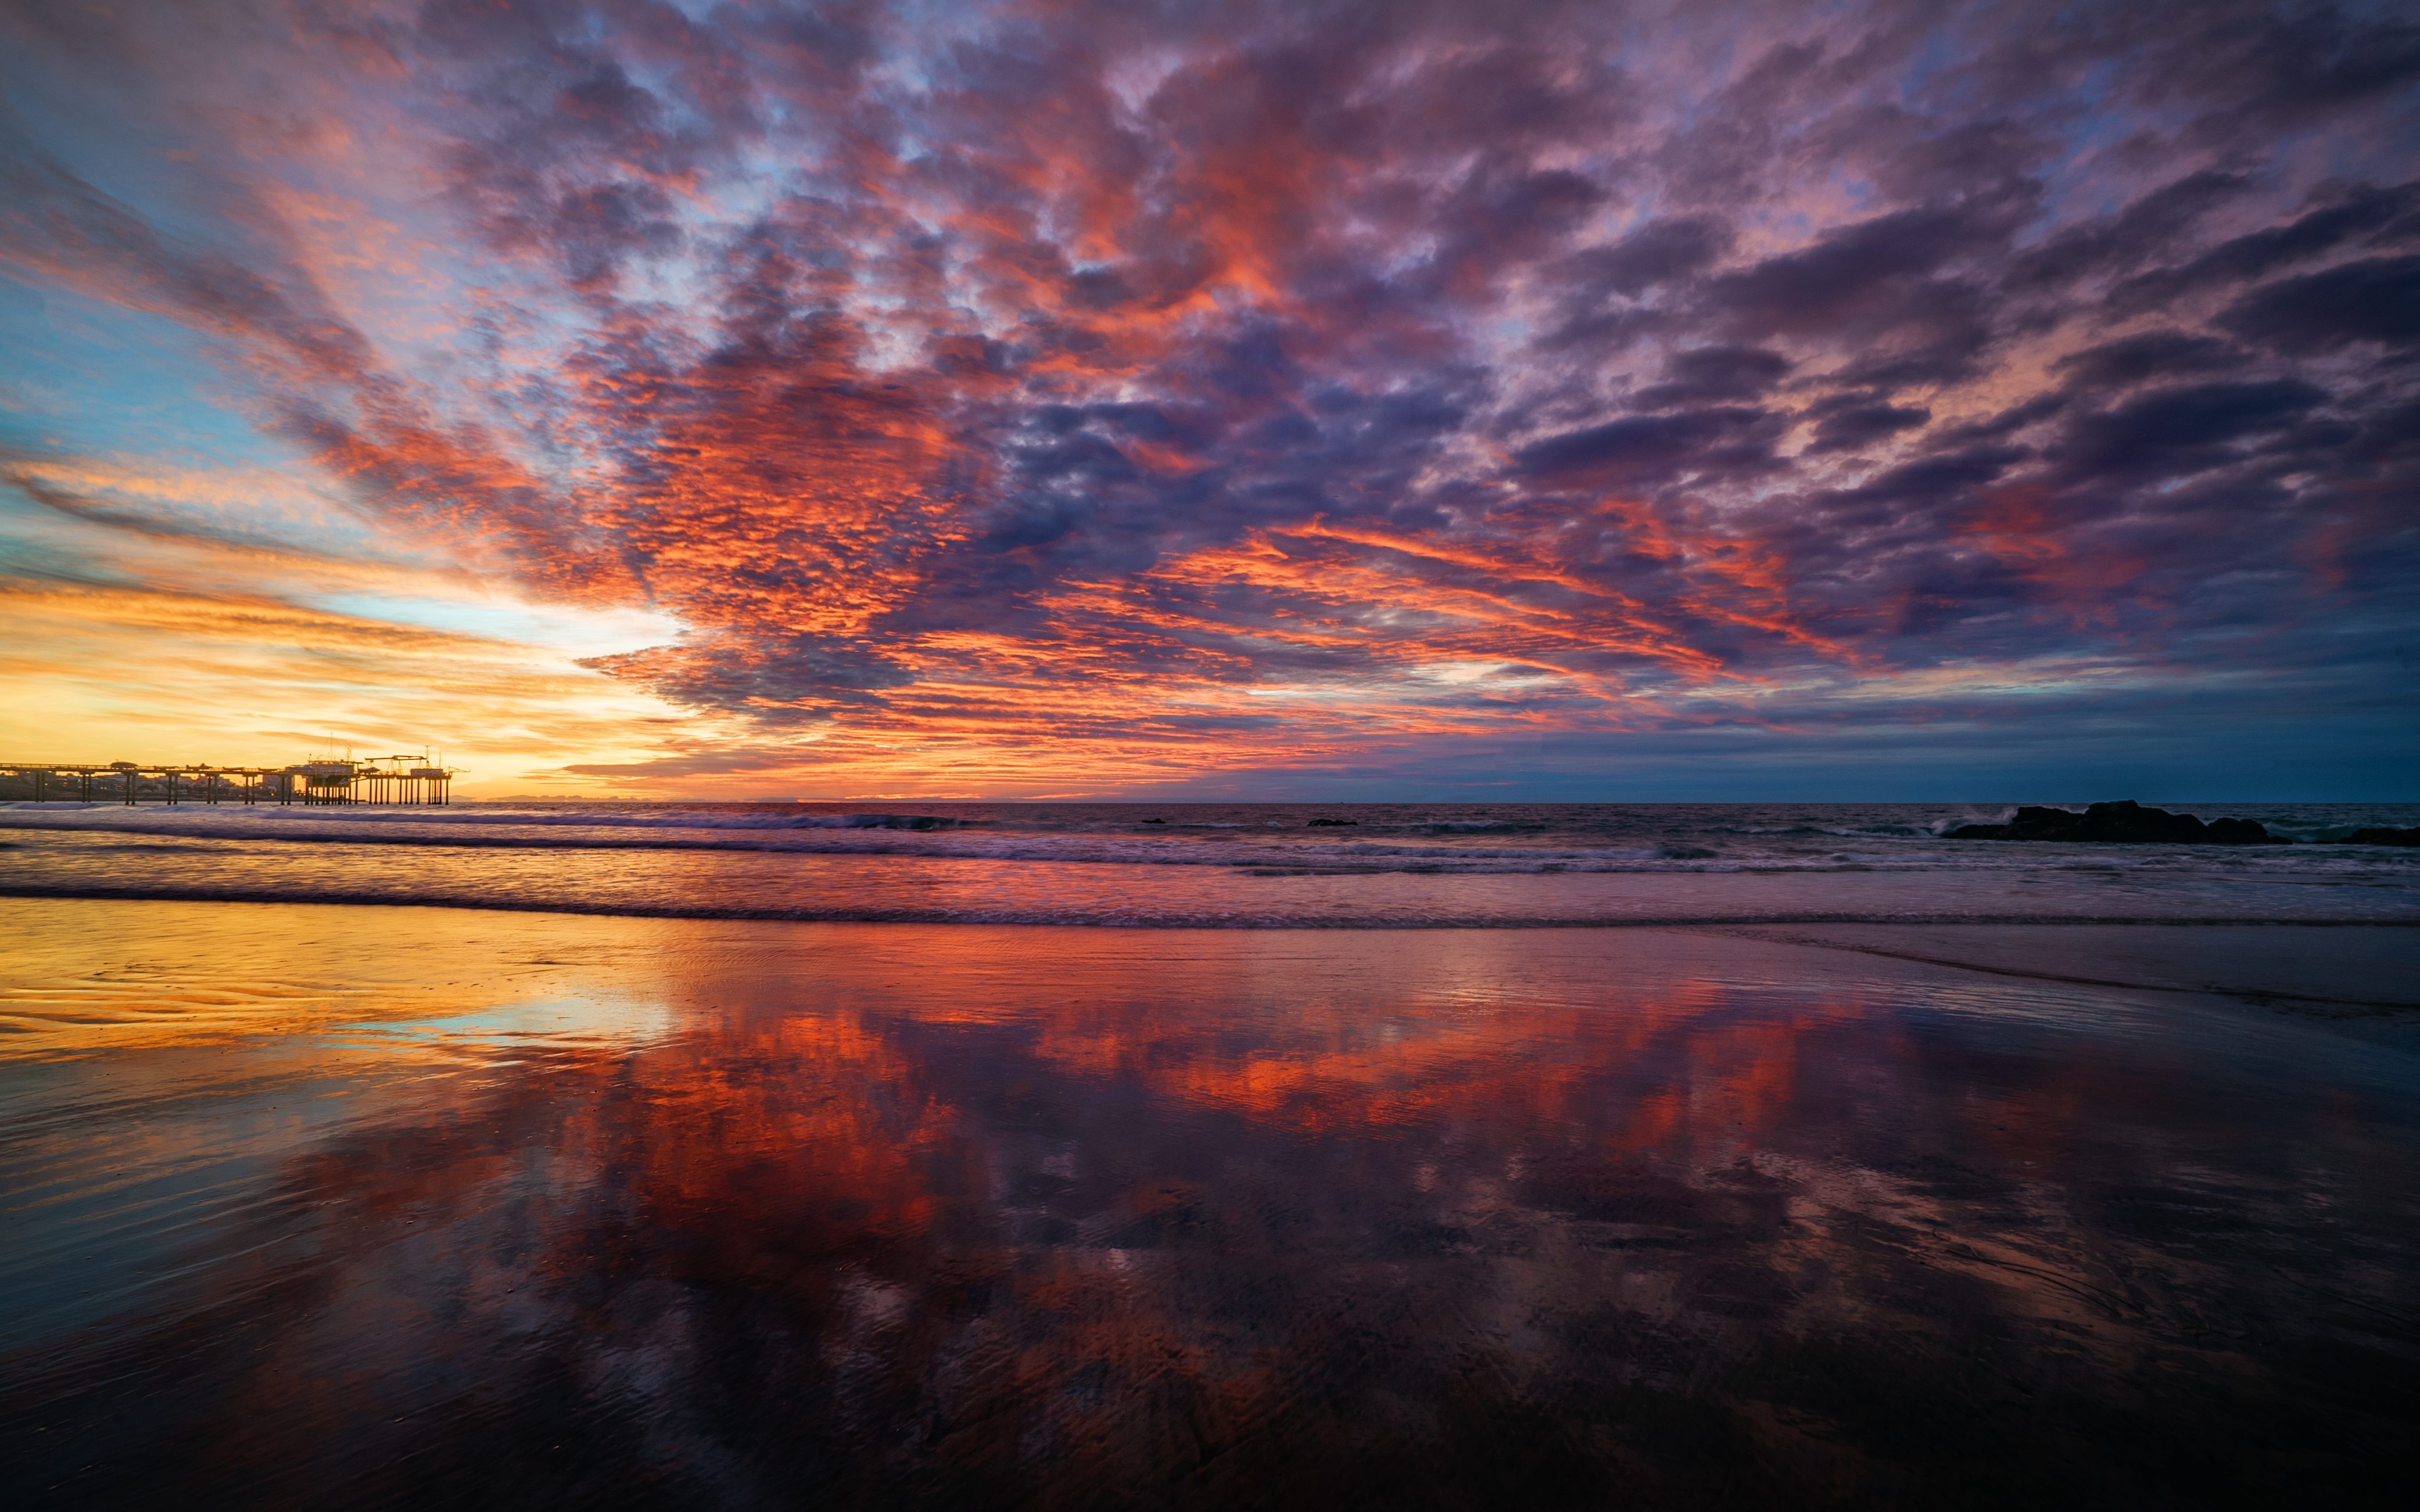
4, 903, 2415, 1506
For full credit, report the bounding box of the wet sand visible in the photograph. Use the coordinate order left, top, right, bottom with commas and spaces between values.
4, 901, 2417, 1507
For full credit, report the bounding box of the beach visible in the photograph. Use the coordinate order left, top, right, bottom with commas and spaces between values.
13, 0, 2418, 1499
6, 859, 2418, 1505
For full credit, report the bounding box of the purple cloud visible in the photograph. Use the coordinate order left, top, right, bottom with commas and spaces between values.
2, 0, 2416, 789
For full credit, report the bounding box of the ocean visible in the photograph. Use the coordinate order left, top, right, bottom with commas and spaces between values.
6, 799, 2419, 926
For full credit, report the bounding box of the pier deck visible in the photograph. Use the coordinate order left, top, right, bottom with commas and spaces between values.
0, 756, 456, 805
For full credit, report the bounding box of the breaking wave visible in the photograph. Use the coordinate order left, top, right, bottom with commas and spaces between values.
10, 877, 2419, 929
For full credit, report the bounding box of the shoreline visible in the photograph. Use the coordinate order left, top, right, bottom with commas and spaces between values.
5, 900, 2420, 1030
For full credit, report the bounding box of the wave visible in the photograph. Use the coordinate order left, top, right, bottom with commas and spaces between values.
6, 815, 2418, 881
9, 881, 2416, 930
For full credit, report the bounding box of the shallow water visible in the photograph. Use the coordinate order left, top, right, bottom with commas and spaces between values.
5, 901, 2417, 1507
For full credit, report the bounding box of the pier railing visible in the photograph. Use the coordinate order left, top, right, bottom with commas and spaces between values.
0, 757, 456, 805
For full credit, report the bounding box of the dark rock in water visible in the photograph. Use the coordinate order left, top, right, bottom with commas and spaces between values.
1307, 817, 1357, 827
1141, 817, 1167, 824
1946, 800, 2287, 845
2337, 825, 2420, 846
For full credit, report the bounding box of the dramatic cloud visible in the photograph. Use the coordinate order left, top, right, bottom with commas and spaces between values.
1, 0, 2415, 795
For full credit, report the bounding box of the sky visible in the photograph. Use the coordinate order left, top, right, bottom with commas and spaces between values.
1, 0, 2415, 801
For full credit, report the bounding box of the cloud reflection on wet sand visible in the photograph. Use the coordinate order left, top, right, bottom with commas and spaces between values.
4, 903, 2416, 1507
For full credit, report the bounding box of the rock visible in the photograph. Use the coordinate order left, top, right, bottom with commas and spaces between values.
2337, 826, 2420, 846
1307, 817, 1357, 827
1946, 800, 2287, 845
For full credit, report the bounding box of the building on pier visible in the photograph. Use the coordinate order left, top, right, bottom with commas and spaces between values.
0, 753, 458, 805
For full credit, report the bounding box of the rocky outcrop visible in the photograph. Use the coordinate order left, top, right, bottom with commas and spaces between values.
1946, 800, 2287, 845
2337, 826, 2420, 846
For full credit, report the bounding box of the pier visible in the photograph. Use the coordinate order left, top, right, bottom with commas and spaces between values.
0, 755, 457, 805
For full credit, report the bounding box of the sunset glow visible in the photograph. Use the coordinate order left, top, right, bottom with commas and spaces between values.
3, 1, 2414, 796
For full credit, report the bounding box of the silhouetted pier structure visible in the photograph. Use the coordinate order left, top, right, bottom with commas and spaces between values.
0, 755, 456, 805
